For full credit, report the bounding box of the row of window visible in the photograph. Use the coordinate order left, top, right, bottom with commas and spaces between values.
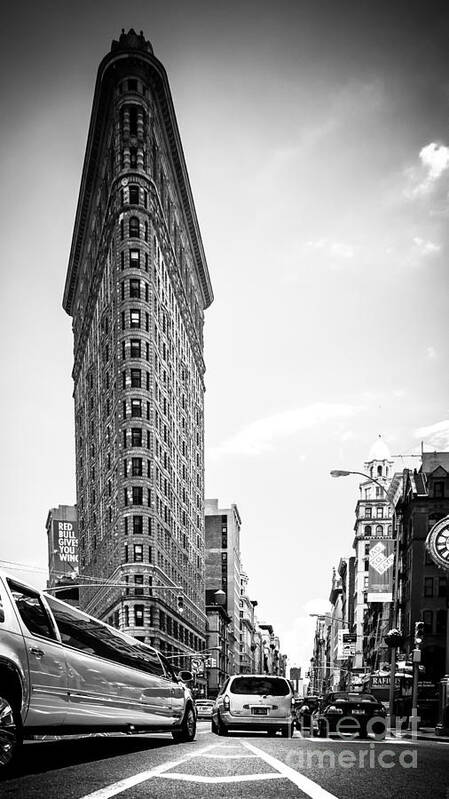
120, 216, 149, 241
423, 576, 447, 598
420, 609, 447, 636
363, 525, 392, 537
122, 338, 151, 360
121, 309, 150, 331
123, 543, 151, 563
123, 398, 151, 419
121, 277, 149, 299
362, 507, 386, 519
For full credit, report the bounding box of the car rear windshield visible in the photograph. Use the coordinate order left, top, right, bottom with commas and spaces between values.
230, 677, 290, 696
330, 693, 377, 703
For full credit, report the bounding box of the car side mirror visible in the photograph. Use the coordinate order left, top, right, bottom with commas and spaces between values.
177, 670, 193, 682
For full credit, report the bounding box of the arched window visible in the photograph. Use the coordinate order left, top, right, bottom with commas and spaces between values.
377, 465, 382, 476
364, 525, 372, 536
129, 216, 140, 238
375, 524, 383, 536
129, 185, 139, 205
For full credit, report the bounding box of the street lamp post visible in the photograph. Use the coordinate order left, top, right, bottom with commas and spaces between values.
331, 468, 400, 730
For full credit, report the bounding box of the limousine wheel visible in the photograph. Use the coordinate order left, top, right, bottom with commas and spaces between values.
0, 696, 20, 771
172, 705, 196, 743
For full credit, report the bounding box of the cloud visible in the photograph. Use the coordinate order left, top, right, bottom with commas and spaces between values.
208, 402, 360, 457
414, 419, 449, 450
426, 346, 437, 360
306, 239, 355, 261
413, 237, 441, 257
404, 142, 449, 198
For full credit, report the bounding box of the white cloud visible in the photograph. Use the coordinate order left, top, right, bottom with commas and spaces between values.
414, 419, 449, 450
306, 239, 355, 259
413, 237, 441, 257
404, 142, 449, 198
208, 402, 360, 457
426, 346, 437, 360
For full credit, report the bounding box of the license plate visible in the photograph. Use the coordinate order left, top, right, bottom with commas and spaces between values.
252, 707, 268, 715
353, 709, 365, 715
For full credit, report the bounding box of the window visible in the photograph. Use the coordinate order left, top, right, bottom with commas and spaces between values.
131, 457, 143, 476
131, 399, 142, 417
130, 310, 141, 328
131, 428, 142, 447
364, 525, 372, 536
130, 278, 140, 297
365, 507, 372, 519
423, 610, 433, 634
129, 216, 140, 238
424, 577, 433, 597
132, 486, 143, 506
130, 339, 141, 358
129, 107, 138, 135
134, 605, 144, 626
376, 507, 383, 519
129, 250, 140, 270
130, 147, 138, 168
130, 369, 141, 388
134, 578, 144, 597
8, 580, 55, 640
133, 515, 143, 535
436, 609, 447, 635
438, 577, 447, 597
134, 543, 143, 562
375, 525, 383, 536
46, 595, 163, 674
377, 465, 382, 476
433, 481, 445, 498
129, 185, 139, 205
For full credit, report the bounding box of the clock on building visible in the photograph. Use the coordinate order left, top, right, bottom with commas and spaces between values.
426, 516, 449, 571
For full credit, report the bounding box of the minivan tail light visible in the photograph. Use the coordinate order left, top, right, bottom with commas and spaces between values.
223, 696, 230, 710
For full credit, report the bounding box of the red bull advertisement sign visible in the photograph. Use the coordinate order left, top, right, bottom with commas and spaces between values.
52, 519, 79, 571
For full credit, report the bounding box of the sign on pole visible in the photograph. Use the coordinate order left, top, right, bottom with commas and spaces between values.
368, 539, 394, 602
337, 631, 356, 659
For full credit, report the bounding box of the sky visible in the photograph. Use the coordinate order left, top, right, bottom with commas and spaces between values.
1, 0, 449, 675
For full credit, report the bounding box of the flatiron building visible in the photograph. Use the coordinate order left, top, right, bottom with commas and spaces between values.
63, 29, 213, 662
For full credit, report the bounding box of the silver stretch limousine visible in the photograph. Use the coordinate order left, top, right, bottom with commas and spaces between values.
0, 571, 196, 770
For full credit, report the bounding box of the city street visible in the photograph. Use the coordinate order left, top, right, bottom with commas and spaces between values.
2, 722, 448, 799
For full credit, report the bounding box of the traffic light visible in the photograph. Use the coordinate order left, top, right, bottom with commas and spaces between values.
177, 594, 184, 614
414, 621, 424, 646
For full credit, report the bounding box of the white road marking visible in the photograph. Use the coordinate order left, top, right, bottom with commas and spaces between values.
159, 772, 283, 783
200, 753, 258, 759
244, 740, 340, 799
76, 744, 219, 799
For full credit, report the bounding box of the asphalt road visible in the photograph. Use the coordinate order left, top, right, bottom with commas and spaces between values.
2, 722, 448, 799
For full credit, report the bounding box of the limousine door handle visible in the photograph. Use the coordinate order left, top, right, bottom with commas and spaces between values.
29, 647, 44, 659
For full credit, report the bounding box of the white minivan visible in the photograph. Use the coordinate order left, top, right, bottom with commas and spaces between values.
0, 571, 196, 771
211, 674, 295, 737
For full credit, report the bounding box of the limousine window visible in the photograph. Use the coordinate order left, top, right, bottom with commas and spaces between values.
45, 595, 165, 676
8, 580, 56, 640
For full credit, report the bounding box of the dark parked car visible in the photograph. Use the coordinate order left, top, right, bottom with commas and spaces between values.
313, 692, 386, 738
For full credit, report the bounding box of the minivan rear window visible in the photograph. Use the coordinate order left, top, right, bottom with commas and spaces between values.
230, 677, 289, 696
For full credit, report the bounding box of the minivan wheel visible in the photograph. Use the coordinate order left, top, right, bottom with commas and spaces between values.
211, 717, 219, 735
172, 706, 196, 743
0, 696, 21, 772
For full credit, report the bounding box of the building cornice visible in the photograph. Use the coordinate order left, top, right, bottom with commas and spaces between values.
64, 44, 213, 318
